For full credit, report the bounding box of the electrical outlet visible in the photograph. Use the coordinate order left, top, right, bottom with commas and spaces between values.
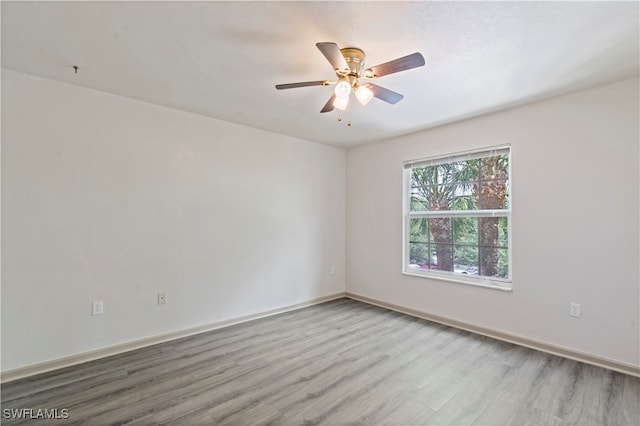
158, 292, 167, 305
329, 266, 335, 275
92, 301, 104, 316
569, 302, 581, 318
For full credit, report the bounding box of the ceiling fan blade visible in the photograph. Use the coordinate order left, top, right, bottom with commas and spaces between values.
365, 52, 425, 78
364, 83, 404, 104
316, 42, 349, 72
320, 94, 336, 113
275, 80, 330, 90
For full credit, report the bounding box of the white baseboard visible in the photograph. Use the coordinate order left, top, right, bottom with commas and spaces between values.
0, 292, 346, 383
346, 292, 639, 378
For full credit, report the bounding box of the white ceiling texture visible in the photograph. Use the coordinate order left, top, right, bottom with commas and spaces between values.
2, 1, 639, 148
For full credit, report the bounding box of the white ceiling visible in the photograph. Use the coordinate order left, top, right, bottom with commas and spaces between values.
2, 1, 639, 148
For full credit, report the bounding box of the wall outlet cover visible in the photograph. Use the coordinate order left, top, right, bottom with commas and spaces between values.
569, 302, 581, 318
92, 301, 104, 316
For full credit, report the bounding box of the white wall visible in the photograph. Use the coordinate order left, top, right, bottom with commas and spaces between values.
3, 69, 638, 374
347, 77, 639, 367
1, 69, 346, 372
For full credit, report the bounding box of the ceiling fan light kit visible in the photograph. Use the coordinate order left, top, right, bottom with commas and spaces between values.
333, 95, 349, 111
334, 79, 351, 98
355, 85, 374, 106
275, 42, 425, 122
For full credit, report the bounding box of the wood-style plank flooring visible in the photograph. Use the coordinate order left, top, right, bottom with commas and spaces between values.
2, 298, 639, 425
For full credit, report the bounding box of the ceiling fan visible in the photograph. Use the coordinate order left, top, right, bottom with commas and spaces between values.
276, 42, 425, 113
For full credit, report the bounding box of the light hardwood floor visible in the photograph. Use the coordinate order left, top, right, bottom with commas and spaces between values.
2, 298, 639, 425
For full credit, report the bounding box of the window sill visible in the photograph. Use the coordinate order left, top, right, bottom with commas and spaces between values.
402, 270, 513, 292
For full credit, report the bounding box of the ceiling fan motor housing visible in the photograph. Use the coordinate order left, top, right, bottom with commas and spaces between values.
340, 47, 366, 85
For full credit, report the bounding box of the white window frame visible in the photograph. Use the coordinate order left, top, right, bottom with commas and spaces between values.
402, 145, 512, 291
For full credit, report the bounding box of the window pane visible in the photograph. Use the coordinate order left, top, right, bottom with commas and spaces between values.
409, 242, 430, 268
454, 246, 478, 275
480, 155, 509, 180
410, 185, 454, 212
432, 244, 453, 272
452, 184, 476, 211
425, 185, 454, 210
503, 180, 511, 209
497, 248, 509, 279
478, 217, 509, 278
478, 178, 509, 209
429, 216, 452, 271
479, 217, 500, 246
454, 159, 479, 185
411, 167, 437, 187
478, 155, 509, 210
410, 195, 428, 211
453, 217, 478, 245
409, 218, 430, 242
412, 165, 455, 187
479, 246, 501, 278
498, 217, 508, 247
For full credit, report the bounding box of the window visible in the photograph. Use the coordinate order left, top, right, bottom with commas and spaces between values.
403, 145, 511, 289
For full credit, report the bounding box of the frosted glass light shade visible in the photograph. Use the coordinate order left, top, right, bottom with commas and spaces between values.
333, 95, 349, 110
334, 79, 351, 98
356, 85, 374, 105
